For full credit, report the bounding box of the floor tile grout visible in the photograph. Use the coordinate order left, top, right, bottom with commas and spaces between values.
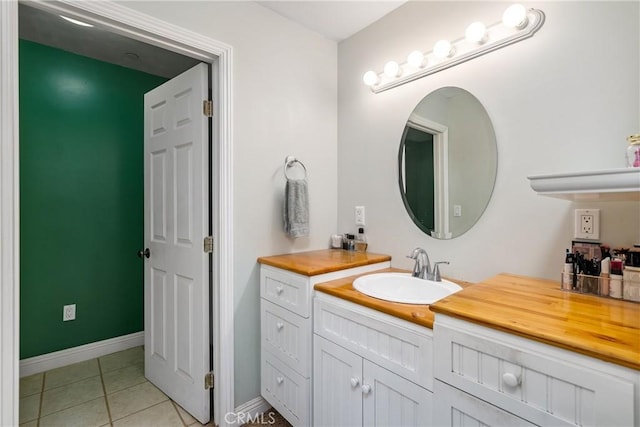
36, 371, 45, 427
109, 399, 170, 423
171, 400, 189, 427
97, 357, 114, 426
23, 347, 243, 427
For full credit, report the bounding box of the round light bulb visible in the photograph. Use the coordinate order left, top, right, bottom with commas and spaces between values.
407, 50, 426, 68
502, 4, 528, 29
465, 22, 487, 44
383, 61, 401, 78
362, 70, 379, 86
433, 40, 454, 59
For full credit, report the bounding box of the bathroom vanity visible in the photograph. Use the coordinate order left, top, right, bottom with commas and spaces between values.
257, 250, 391, 425
429, 274, 639, 427
258, 250, 639, 427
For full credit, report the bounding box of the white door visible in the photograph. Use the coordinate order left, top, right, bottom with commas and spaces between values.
362, 360, 431, 427
143, 63, 211, 424
313, 335, 363, 427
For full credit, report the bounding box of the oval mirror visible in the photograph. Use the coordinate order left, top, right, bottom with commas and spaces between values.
398, 87, 497, 239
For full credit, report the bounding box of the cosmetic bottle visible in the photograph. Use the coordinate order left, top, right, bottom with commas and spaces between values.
610, 258, 624, 299
355, 227, 368, 253
562, 249, 573, 290
342, 234, 355, 251
600, 257, 610, 296
626, 134, 640, 167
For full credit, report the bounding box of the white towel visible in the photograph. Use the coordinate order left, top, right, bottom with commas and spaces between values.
284, 178, 309, 238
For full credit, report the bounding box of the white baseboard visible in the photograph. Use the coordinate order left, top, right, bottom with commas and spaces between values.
230, 396, 271, 426
20, 331, 144, 377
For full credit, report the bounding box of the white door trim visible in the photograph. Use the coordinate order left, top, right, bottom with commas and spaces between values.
0, 1, 235, 426
0, 1, 20, 424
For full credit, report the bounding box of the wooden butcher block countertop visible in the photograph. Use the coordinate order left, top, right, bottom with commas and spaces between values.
314, 268, 473, 329
257, 249, 391, 276
430, 273, 640, 370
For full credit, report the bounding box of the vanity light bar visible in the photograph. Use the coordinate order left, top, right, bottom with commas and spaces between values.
363, 4, 545, 93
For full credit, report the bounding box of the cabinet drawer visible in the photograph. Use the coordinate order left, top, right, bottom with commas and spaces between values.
261, 299, 311, 376
261, 266, 309, 317
261, 350, 310, 427
434, 380, 535, 427
314, 297, 433, 390
434, 318, 636, 427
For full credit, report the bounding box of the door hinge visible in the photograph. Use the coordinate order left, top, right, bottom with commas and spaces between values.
205, 372, 214, 390
204, 236, 214, 253
203, 100, 213, 117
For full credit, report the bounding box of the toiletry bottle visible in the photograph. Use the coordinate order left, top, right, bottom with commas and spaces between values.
344, 234, 355, 251
600, 257, 610, 296
562, 249, 573, 290
355, 227, 368, 252
626, 134, 640, 167
610, 258, 623, 299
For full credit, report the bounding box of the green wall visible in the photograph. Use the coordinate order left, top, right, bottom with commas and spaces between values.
19, 40, 167, 359
405, 128, 435, 233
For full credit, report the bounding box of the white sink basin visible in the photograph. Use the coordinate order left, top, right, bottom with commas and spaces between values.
353, 272, 462, 304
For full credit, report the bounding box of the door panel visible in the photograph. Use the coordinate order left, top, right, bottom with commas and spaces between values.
363, 360, 432, 427
144, 62, 210, 424
313, 335, 363, 427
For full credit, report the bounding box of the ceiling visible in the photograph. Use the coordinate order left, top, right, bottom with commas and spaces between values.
259, 1, 407, 41
18, 1, 406, 79
18, 3, 200, 78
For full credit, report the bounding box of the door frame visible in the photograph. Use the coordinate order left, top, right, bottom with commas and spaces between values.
0, 1, 235, 426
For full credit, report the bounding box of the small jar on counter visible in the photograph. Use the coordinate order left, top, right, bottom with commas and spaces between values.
626, 134, 640, 168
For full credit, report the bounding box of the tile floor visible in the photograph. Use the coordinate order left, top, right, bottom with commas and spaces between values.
19, 346, 208, 427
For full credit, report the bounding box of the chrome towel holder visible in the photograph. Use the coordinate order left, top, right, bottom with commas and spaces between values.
284, 156, 307, 180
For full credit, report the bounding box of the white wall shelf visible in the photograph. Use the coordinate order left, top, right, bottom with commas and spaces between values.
528, 168, 640, 201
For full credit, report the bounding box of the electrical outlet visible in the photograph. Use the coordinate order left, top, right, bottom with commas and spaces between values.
453, 205, 462, 217
574, 209, 600, 240
63, 304, 76, 321
355, 206, 365, 226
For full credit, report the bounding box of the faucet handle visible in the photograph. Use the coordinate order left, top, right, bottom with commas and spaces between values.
432, 261, 450, 282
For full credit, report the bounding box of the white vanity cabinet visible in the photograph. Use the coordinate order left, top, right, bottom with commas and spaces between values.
433, 315, 639, 427
259, 255, 390, 426
313, 293, 433, 426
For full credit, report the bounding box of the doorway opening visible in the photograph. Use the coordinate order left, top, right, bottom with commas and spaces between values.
1, 1, 234, 425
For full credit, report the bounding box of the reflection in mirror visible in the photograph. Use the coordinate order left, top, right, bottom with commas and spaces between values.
398, 87, 497, 239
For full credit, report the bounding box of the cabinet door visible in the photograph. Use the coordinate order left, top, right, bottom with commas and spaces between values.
362, 360, 432, 427
434, 380, 535, 427
313, 335, 363, 427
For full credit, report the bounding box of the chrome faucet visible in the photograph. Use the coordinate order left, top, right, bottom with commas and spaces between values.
407, 248, 431, 280
407, 248, 449, 282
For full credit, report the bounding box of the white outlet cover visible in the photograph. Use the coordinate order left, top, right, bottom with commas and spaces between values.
63, 304, 76, 321
355, 206, 365, 226
574, 209, 600, 240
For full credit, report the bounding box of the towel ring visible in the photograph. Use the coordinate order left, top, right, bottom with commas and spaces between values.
284, 156, 307, 180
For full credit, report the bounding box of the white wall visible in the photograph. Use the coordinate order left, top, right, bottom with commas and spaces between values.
338, 1, 640, 282
123, 1, 338, 406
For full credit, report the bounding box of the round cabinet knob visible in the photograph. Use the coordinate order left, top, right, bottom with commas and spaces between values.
361, 384, 372, 395
350, 377, 360, 388
502, 372, 521, 387
276, 322, 284, 331
276, 286, 284, 295
276, 376, 284, 385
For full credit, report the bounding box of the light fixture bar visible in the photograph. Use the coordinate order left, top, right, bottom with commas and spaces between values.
366, 7, 544, 93
60, 15, 94, 27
